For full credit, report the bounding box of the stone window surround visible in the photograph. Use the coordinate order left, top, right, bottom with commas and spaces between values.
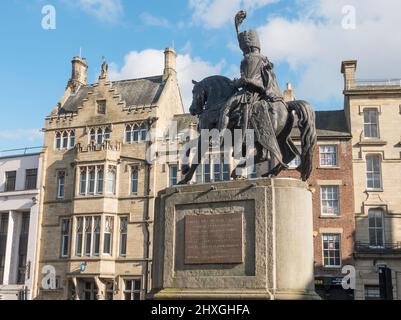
70, 214, 117, 258
124, 122, 148, 144
76, 162, 118, 198
365, 153, 383, 192
358, 105, 382, 141
88, 126, 112, 145
55, 129, 75, 151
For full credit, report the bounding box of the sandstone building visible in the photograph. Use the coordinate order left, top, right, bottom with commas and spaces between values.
35, 48, 184, 300
342, 61, 401, 300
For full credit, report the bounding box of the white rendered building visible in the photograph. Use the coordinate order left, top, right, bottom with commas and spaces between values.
0, 149, 43, 300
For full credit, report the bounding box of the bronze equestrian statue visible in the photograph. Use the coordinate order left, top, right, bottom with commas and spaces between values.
179, 11, 317, 184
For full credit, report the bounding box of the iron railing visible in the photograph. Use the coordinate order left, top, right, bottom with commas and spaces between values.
350, 79, 401, 88
355, 242, 401, 254
0, 146, 43, 158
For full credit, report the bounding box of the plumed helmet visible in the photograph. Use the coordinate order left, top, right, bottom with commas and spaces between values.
238, 29, 261, 53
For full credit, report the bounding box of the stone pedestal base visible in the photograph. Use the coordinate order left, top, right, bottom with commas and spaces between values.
151, 178, 320, 300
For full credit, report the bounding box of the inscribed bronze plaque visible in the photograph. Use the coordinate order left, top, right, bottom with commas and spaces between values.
184, 213, 243, 265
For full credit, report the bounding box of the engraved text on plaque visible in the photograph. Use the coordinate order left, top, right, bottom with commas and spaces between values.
184, 213, 243, 264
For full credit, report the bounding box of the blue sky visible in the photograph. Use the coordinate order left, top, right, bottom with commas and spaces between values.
0, 0, 400, 151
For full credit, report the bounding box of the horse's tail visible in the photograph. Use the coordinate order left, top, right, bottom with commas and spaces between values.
288, 100, 317, 181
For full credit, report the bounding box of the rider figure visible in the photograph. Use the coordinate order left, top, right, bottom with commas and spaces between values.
219, 11, 286, 167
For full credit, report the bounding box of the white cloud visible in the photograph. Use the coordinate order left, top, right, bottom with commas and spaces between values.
140, 12, 170, 28
76, 0, 123, 23
0, 129, 43, 142
109, 49, 224, 111
189, 0, 277, 28
256, 0, 401, 103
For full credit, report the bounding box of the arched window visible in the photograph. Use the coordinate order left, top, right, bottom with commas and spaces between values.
106, 167, 116, 194
104, 127, 111, 141
90, 129, 96, 143
131, 167, 138, 194
125, 125, 132, 144
62, 131, 68, 149
88, 168, 96, 194
56, 132, 61, 150
133, 125, 139, 142
97, 167, 104, 194
140, 124, 147, 141
97, 128, 103, 145
69, 130, 75, 148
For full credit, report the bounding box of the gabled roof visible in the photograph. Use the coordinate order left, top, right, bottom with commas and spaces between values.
59, 76, 164, 114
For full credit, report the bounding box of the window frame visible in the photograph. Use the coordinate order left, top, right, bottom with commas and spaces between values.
60, 218, 71, 258
368, 208, 385, 248
131, 167, 139, 194
319, 145, 338, 168
119, 216, 128, 257
320, 186, 340, 217
57, 171, 66, 199
5, 171, 17, 192
363, 108, 380, 139
25, 168, 38, 190
123, 279, 142, 300
169, 165, 178, 187
366, 154, 382, 190
322, 233, 342, 268
103, 216, 114, 255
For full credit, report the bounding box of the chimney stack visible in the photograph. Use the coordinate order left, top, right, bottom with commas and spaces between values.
163, 47, 177, 82
283, 83, 296, 102
68, 56, 88, 91
341, 60, 357, 90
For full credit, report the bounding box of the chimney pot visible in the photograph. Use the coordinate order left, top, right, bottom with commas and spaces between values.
69, 56, 88, 91
163, 47, 177, 81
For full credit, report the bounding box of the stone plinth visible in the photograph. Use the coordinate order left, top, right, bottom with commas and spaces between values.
151, 178, 319, 300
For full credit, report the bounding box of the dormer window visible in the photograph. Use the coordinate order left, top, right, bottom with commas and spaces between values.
55, 130, 76, 150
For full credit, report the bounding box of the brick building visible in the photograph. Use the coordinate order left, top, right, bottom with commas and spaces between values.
279, 105, 355, 299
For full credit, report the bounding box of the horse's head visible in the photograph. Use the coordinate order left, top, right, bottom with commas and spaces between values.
189, 80, 207, 116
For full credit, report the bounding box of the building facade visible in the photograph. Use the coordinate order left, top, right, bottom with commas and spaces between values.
36, 48, 184, 300
279, 85, 355, 299
342, 61, 401, 300
164, 84, 355, 300
0, 150, 43, 300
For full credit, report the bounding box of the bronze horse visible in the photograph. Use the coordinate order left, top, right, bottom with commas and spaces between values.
178, 75, 317, 184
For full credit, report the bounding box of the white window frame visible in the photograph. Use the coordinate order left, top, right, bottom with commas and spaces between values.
368, 209, 385, 248
124, 279, 142, 300
319, 145, 338, 167
119, 216, 128, 257
320, 186, 340, 216
55, 130, 75, 151
103, 216, 114, 256
363, 108, 379, 139
366, 154, 382, 190
322, 233, 342, 268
